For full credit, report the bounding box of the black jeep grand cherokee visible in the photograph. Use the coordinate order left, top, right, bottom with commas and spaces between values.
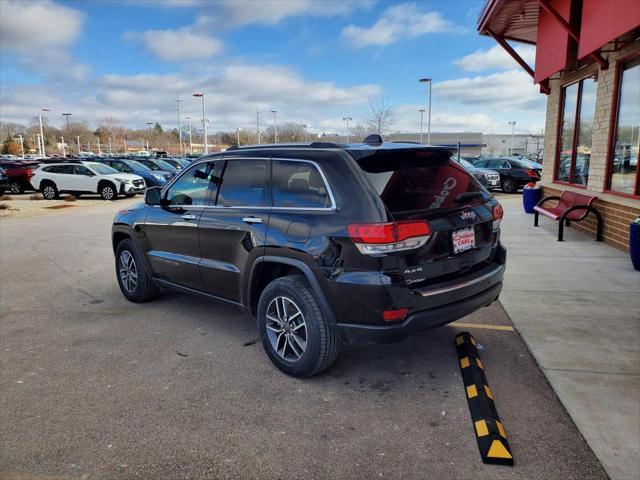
112, 137, 506, 377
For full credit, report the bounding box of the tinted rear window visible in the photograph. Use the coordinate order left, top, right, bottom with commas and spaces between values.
356, 151, 488, 212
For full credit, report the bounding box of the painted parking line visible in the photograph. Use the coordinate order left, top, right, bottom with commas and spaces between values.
453, 322, 514, 332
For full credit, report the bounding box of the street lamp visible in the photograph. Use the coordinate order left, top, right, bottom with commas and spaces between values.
237, 127, 242, 147
108, 137, 112, 156
14, 135, 24, 158
146, 122, 154, 151
175, 92, 183, 156
304, 124, 310, 143
342, 117, 352, 143
271, 110, 277, 143
60, 137, 66, 157
62, 113, 72, 153
76, 136, 81, 154
185, 116, 193, 154
419, 109, 426, 144
256, 106, 261, 144
193, 93, 208, 154
419, 78, 432, 145
508, 121, 517, 156
38, 108, 51, 157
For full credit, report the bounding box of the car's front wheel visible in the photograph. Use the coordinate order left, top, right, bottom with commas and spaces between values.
41, 181, 58, 200
115, 239, 159, 302
257, 275, 339, 377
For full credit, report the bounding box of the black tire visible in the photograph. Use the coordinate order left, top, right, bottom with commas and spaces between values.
257, 275, 339, 377
502, 178, 517, 193
99, 182, 118, 201
41, 181, 58, 200
124, 193, 136, 198
9, 182, 23, 194
0, 188, 5, 196
115, 238, 159, 302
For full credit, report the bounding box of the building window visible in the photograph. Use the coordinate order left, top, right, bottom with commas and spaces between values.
556, 76, 597, 186
609, 57, 640, 196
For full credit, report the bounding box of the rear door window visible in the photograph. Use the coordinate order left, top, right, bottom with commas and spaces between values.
356, 150, 488, 213
272, 160, 331, 208
216, 159, 268, 207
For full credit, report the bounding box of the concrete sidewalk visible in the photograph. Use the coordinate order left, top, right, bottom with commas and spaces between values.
497, 194, 640, 480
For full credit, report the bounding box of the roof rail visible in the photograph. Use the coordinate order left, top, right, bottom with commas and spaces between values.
309, 141, 345, 148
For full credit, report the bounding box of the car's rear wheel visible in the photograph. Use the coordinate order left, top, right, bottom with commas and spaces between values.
502, 178, 517, 193
41, 182, 58, 200
99, 182, 118, 201
9, 182, 23, 194
257, 275, 339, 377
115, 239, 159, 302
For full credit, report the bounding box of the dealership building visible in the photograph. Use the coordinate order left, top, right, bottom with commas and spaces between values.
479, 0, 639, 250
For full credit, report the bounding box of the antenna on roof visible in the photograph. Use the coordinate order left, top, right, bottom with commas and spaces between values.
363, 134, 383, 146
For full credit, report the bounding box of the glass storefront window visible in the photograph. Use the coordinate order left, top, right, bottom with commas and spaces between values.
556, 77, 597, 186
609, 58, 640, 196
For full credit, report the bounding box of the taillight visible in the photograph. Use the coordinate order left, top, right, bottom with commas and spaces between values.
347, 220, 432, 255
524, 169, 539, 179
382, 308, 408, 322
25, 169, 34, 177
492, 203, 503, 231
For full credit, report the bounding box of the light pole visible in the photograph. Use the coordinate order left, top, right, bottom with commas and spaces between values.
185, 116, 193, 154
419, 78, 432, 145
237, 127, 242, 147
271, 110, 277, 143
36, 134, 42, 156
38, 108, 50, 157
256, 106, 261, 144
419, 109, 426, 144
62, 113, 72, 153
146, 122, 154, 151
508, 121, 517, 156
76, 136, 81, 154
15, 135, 24, 158
342, 117, 352, 143
108, 137, 112, 156
175, 92, 183, 156
60, 137, 66, 157
97, 138, 102, 156
304, 124, 310, 143
193, 93, 208, 154
123, 139, 128, 155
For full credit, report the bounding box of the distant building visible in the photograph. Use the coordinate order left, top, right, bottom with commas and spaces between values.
482, 133, 545, 160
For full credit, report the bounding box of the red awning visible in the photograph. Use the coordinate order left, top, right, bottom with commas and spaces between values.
578, 0, 640, 59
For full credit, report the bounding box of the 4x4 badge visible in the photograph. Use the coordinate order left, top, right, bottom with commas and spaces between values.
461, 210, 476, 221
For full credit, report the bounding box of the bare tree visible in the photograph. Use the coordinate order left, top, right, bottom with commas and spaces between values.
98, 115, 124, 142
366, 99, 395, 135
349, 123, 368, 141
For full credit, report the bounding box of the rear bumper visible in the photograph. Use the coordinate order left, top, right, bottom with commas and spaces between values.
336, 280, 502, 344
329, 243, 506, 345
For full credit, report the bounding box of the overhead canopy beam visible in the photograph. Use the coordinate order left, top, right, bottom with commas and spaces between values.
486, 27, 550, 94
535, 0, 608, 69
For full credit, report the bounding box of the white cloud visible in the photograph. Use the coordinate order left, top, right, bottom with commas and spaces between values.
0, 0, 84, 53
124, 29, 222, 62
341, 2, 454, 49
192, 0, 374, 29
434, 69, 544, 111
454, 44, 536, 72
0, 62, 381, 133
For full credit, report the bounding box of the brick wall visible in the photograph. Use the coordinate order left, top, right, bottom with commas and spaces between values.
542, 185, 640, 251
540, 38, 640, 251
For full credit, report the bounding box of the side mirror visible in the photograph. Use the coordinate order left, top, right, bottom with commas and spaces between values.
145, 186, 162, 206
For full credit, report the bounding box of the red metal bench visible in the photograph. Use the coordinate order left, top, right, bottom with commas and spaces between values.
533, 191, 603, 242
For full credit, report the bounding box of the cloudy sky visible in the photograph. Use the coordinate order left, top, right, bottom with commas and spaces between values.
0, 0, 546, 135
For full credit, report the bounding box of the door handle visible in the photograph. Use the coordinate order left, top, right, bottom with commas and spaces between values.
242, 216, 263, 224
181, 213, 197, 221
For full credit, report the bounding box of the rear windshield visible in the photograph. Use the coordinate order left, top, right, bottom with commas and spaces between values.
356, 151, 489, 213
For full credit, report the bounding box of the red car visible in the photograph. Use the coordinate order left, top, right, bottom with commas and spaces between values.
0, 161, 40, 194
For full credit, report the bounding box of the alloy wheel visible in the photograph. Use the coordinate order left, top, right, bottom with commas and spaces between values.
266, 296, 307, 361
43, 185, 56, 199
118, 250, 138, 293
10, 183, 22, 194
102, 186, 114, 200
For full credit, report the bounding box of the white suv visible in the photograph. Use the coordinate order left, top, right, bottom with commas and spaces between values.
31, 162, 146, 200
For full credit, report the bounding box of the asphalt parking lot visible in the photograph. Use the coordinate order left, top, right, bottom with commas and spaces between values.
0, 199, 607, 479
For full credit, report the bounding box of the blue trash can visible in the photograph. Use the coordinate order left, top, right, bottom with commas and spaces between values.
629, 222, 640, 271
522, 187, 541, 214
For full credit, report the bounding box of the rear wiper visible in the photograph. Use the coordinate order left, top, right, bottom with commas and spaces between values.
455, 192, 484, 203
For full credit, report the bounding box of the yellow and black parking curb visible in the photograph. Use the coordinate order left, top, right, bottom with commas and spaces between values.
455, 331, 514, 466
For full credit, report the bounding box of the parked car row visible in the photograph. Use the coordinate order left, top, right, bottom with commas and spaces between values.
0, 155, 196, 198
